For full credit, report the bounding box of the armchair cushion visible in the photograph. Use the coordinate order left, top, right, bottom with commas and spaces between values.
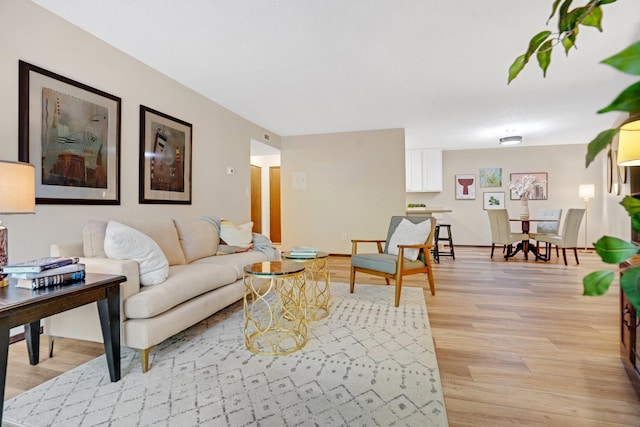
386, 218, 431, 261
352, 253, 426, 274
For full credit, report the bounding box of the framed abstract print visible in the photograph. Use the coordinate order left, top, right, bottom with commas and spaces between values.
139, 105, 192, 204
18, 60, 121, 204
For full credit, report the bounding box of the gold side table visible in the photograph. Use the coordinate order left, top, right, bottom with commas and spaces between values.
281, 251, 330, 321
243, 261, 307, 355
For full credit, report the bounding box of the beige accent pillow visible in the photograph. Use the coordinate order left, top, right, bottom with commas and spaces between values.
174, 219, 219, 263
387, 218, 431, 261
124, 219, 187, 266
103, 221, 169, 286
220, 220, 253, 248
82, 220, 108, 257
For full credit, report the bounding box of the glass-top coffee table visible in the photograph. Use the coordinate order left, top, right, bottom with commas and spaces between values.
281, 251, 330, 321
243, 261, 307, 355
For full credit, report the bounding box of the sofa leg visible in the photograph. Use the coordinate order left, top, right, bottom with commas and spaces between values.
48, 336, 57, 358
139, 348, 152, 373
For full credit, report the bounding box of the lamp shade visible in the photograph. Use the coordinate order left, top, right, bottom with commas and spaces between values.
578, 184, 595, 200
617, 118, 640, 166
0, 161, 36, 214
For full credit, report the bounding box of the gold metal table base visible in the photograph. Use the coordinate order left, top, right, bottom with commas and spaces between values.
282, 252, 330, 321
243, 262, 307, 356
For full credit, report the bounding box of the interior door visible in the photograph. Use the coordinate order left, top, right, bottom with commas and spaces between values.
269, 166, 281, 243
250, 165, 262, 233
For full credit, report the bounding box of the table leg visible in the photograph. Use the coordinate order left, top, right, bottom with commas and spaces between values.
24, 320, 40, 365
97, 285, 120, 382
0, 317, 9, 422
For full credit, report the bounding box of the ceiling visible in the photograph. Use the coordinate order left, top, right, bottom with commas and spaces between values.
31, 0, 640, 151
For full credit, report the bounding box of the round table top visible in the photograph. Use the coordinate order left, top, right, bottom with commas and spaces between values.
281, 251, 329, 260
244, 261, 304, 276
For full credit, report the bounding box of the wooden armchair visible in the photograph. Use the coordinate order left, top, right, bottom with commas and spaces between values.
349, 216, 437, 307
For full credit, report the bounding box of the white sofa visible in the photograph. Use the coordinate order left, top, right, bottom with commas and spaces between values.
45, 217, 279, 372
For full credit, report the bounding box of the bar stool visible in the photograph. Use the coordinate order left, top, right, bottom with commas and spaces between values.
432, 223, 455, 263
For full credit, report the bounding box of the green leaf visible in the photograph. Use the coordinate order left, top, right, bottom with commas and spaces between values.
508, 54, 527, 84
583, 270, 614, 296
581, 6, 603, 31
585, 128, 618, 167
594, 235, 639, 264
562, 32, 576, 54
621, 195, 640, 216
596, 0, 617, 5
621, 266, 640, 311
537, 40, 554, 77
527, 31, 553, 59
597, 81, 640, 114
601, 41, 640, 75
547, 0, 563, 24
558, 0, 575, 32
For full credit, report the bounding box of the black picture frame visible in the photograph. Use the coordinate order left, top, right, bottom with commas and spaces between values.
18, 61, 121, 204
139, 105, 192, 204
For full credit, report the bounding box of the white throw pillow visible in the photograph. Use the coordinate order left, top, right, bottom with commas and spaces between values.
387, 218, 431, 261
219, 220, 254, 248
103, 220, 169, 286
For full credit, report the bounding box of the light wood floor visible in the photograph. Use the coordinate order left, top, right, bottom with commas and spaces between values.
5, 247, 640, 426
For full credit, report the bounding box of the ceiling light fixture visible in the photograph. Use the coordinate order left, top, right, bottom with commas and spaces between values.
499, 135, 522, 145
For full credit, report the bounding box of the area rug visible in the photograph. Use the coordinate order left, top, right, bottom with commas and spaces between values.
3, 283, 448, 426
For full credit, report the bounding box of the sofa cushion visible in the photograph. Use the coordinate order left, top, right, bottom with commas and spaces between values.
174, 219, 219, 263
220, 220, 253, 248
103, 220, 169, 286
192, 250, 268, 279
83, 220, 108, 258
125, 219, 187, 266
124, 263, 238, 319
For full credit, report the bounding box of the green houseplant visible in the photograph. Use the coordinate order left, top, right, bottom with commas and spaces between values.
508, 0, 640, 308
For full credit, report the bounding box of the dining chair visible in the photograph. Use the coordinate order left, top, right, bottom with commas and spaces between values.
530, 208, 562, 258
486, 209, 529, 260
350, 216, 436, 307
533, 208, 585, 265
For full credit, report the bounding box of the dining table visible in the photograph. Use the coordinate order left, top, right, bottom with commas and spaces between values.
507, 218, 559, 261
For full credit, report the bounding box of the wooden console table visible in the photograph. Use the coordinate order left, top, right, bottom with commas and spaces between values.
0, 273, 126, 421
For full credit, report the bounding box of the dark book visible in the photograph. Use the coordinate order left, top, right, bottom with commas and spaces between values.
9, 263, 85, 280
15, 269, 86, 290
1, 257, 80, 274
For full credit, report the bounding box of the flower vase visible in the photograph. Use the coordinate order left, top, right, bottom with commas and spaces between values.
520, 197, 530, 220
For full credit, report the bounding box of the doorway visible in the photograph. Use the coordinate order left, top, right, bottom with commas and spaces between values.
250, 165, 262, 234
270, 166, 281, 243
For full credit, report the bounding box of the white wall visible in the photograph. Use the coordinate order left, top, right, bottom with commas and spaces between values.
281, 129, 406, 254
0, 0, 280, 263
406, 144, 630, 247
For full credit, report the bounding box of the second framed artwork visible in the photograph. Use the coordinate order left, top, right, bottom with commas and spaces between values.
139, 105, 192, 204
483, 192, 505, 210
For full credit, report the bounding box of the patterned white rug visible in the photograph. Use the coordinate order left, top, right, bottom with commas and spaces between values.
4, 283, 448, 426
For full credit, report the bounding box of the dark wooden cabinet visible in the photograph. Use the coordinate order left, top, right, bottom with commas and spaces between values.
620, 265, 640, 397
622, 166, 640, 396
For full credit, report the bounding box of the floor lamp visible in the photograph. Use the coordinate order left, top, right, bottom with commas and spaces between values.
0, 161, 36, 285
578, 184, 595, 252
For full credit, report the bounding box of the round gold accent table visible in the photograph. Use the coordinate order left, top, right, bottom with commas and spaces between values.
243, 261, 307, 355
281, 251, 330, 321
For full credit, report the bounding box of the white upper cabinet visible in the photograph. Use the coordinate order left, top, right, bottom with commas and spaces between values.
405, 148, 443, 192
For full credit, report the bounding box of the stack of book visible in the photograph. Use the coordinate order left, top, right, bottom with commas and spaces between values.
290, 246, 319, 258
1, 257, 85, 290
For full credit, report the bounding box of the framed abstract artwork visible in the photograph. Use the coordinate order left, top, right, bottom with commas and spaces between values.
139, 105, 192, 204
455, 174, 476, 199
479, 167, 502, 187
18, 60, 121, 204
483, 192, 505, 210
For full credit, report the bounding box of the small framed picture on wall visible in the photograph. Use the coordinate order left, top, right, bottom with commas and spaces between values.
455, 174, 476, 199
483, 192, 505, 210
